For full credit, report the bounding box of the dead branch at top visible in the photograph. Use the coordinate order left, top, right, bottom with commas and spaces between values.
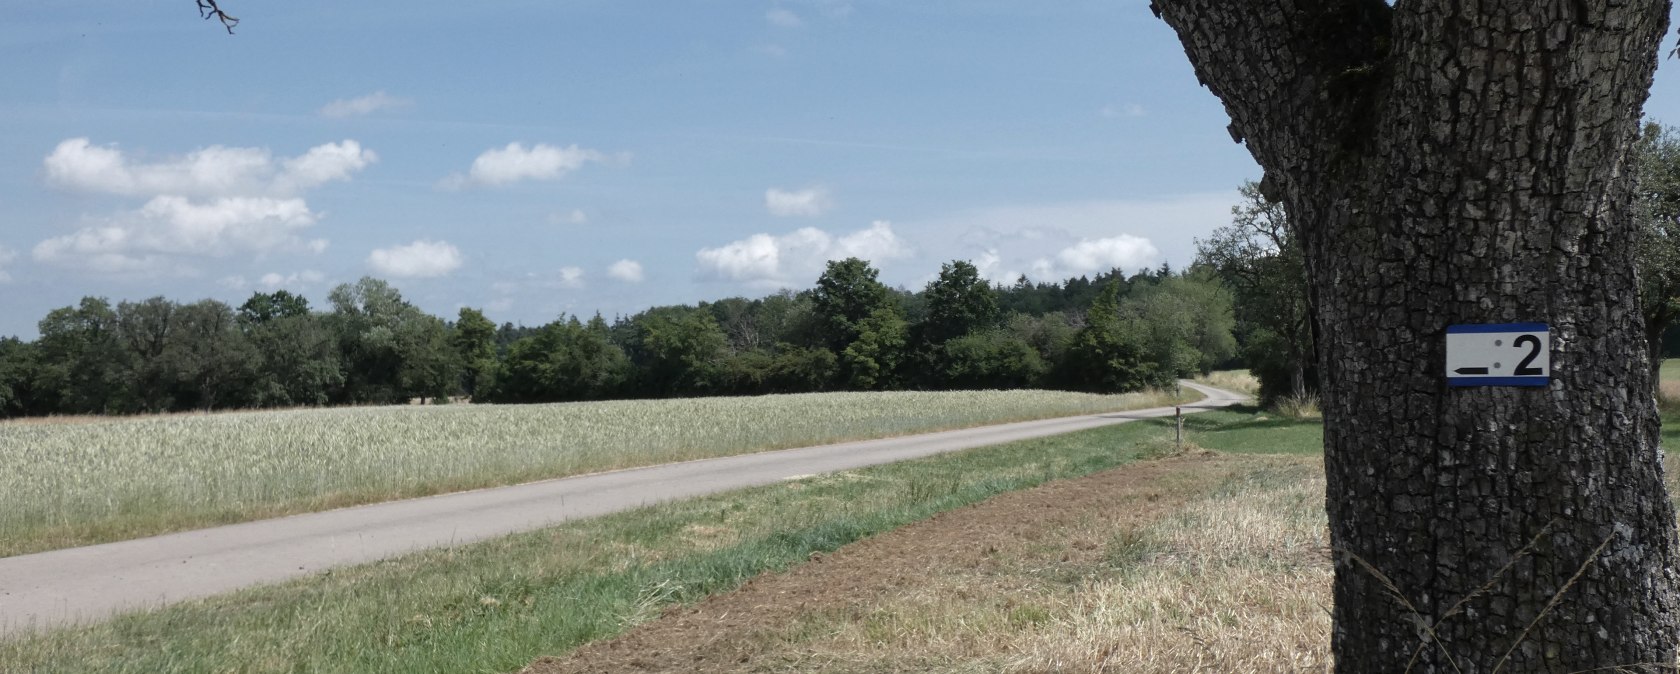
196, 0, 238, 34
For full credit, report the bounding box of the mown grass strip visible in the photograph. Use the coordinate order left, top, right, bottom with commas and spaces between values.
0, 409, 1272, 674
0, 388, 1190, 557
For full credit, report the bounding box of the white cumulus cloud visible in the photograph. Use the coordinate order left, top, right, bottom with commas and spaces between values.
36, 138, 372, 277
441, 142, 618, 189
765, 186, 833, 217
1031, 235, 1161, 279
44, 138, 376, 198
319, 91, 411, 118
696, 220, 909, 287
258, 269, 327, 290
277, 141, 380, 193
33, 196, 322, 275
607, 259, 644, 283
367, 240, 463, 278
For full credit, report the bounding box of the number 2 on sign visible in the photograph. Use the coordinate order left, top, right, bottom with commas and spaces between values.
1512, 334, 1542, 376
1445, 323, 1549, 387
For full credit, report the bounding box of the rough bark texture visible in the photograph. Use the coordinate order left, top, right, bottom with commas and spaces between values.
1153, 1, 1679, 671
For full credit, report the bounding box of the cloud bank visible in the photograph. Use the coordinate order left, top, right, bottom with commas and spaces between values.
319, 91, 411, 118
696, 220, 908, 287
35, 138, 376, 276
368, 239, 463, 278
607, 259, 644, 283
441, 142, 621, 189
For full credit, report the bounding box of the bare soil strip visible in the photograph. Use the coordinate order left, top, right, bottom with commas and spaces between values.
522, 451, 1309, 673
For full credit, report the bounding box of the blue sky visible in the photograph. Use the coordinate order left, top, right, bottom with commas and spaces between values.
3, 2, 1679, 338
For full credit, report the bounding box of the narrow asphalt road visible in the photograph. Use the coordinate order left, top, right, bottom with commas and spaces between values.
0, 382, 1248, 637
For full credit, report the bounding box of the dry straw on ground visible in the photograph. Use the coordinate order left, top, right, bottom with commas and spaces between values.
529, 453, 1333, 673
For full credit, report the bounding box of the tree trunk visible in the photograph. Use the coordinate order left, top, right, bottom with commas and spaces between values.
1153, 1, 1678, 671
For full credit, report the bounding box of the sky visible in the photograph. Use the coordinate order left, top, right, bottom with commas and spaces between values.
2, 2, 1679, 339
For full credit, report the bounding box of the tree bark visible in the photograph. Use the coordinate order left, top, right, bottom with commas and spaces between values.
1153, 1, 1678, 670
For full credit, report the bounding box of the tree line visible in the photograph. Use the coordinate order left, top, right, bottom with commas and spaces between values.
0, 258, 1249, 418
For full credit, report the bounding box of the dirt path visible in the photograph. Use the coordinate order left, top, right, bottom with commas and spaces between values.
521, 451, 1262, 674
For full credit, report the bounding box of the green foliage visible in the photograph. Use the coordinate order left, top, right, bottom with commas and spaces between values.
1636, 120, 1680, 378
766, 345, 839, 392
35, 298, 131, 414
841, 307, 908, 390
941, 329, 1048, 389
807, 258, 914, 390
488, 316, 629, 403
327, 277, 460, 404
244, 313, 343, 407
237, 290, 309, 324
452, 307, 499, 398
622, 307, 729, 396
920, 260, 1000, 345
1196, 181, 1316, 402
713, 344, 841, 395
0, 338, 39, 417
114, 297, 180, 411
812, 258, 896, 353
1121, 270, 1237, 378
1063, 281, 1160, 392
3, 256, 1252, 416
163, 300, 259, 411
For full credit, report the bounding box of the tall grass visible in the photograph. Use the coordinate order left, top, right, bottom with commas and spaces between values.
1009, 460, 1330, 671
0, 388, 1187, 557
1195, 369, 1260, 397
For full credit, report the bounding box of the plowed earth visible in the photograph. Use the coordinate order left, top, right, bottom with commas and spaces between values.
521, 452, 1246, 674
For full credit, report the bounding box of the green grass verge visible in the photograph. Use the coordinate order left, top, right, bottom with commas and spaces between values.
0, 408, 1314, 674
1180, 404, 1323, 456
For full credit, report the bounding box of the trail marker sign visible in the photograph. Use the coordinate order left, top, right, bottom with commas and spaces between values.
1445, 322, 1550, 387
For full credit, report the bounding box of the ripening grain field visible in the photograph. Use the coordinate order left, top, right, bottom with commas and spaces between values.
0, 389, 1188, 557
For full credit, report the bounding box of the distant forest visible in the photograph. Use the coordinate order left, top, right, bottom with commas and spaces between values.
0, 258, 1246, 418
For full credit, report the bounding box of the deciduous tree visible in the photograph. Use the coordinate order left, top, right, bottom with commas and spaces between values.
1153, 2, 1678, 668
164, 300, 257, 411
35, 298, 130, 414
453, 307, 499, 399
1197, 181, 1316, 401
1062, 281, 1154, 392
1636, 121, 1680, 388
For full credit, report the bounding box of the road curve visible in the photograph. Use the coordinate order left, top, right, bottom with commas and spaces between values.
0, 382, 1248, 637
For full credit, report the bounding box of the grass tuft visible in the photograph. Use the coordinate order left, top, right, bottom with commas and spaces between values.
1272, 393, 1322, 420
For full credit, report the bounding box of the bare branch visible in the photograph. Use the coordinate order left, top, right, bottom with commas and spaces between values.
196, 0, 239, 34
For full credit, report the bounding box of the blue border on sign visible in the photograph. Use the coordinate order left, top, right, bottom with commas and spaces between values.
1446, 322, 1548, 334
1448, 376, 1549, 387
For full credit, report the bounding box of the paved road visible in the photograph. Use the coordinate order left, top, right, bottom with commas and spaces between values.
0, 382, 1247, 637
